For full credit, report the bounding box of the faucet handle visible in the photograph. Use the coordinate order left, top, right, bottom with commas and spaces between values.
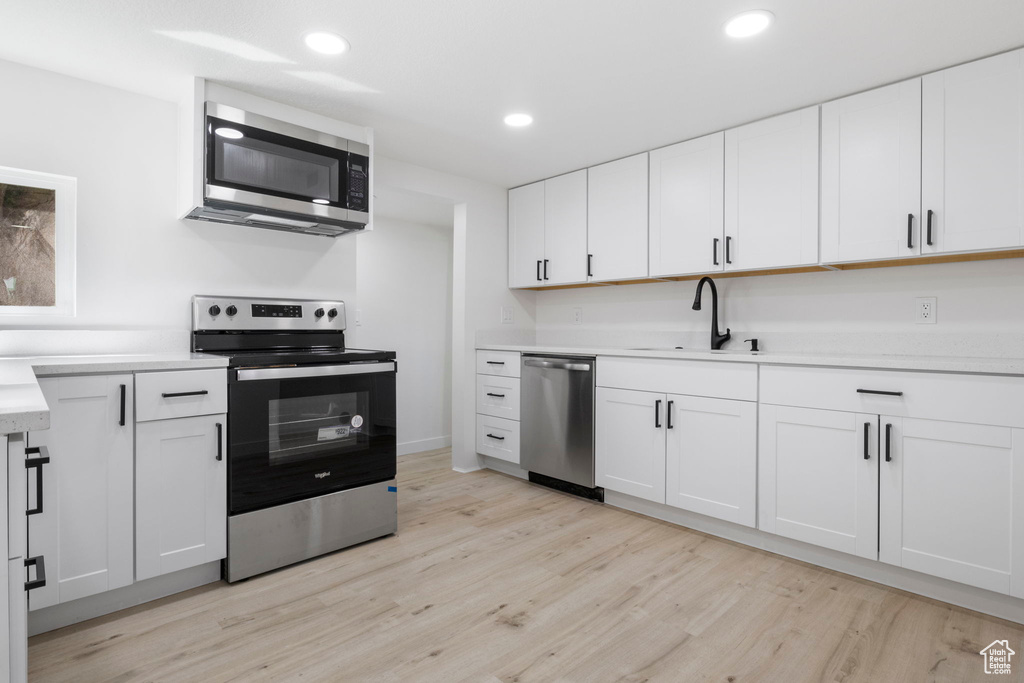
744, 338, 759, 352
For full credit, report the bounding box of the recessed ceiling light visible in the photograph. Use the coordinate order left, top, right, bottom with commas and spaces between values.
312, 198, 329, 205
304, 31, 350, 55
504, 113, 533, 127
214, 127, 244, 139
724, 10, 774, 38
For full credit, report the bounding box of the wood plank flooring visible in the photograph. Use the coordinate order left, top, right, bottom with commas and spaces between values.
29, 448, 1024, 682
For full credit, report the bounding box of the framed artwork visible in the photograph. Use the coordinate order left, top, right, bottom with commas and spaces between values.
0, 166, 76, 317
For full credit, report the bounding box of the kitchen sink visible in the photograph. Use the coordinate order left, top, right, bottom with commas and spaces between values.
627, 346, 686, 351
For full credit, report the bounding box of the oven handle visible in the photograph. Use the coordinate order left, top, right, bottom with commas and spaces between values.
236, 362, 396, 381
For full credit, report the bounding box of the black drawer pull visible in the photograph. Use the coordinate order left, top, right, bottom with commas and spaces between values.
725, 236, 733, 264
885, 423, 893, 463
926, 209, 934, 246
486, 392, 506, 398
25, 555, 46, 591
119, 384, 126, 426
543, 259, 549, 280
906, 213, 913, 249
25, 446, 50, 516
713, 238, 720, 266
485, 361, 505, 366
655, 399, 662, 428
486, 433, 505, 441
587, 254, 593, 278
856, 389, 903, 397
863, 422, 871, 460
216, 422, 224, 461
162, 390, 209, 398
536, 260, 542, 281
666, 400, 674, 429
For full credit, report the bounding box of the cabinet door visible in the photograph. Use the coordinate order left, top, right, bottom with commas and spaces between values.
29, 375, 133, 610
587, 153, 649, 281
724, 106, 820, 271
543, 170, 588, 285
649, 133, 725, 277
821, 80, 922, 263
665, 396, 756, 527
595, 388, 665, 503
922, 49, 1024, 253
758, 405, 878, 559
136, 415, 227, 581
508, 181, 546, 288
880, 417, 1023, 595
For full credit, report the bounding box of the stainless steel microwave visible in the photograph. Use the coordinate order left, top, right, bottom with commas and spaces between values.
185, 103, 370, 237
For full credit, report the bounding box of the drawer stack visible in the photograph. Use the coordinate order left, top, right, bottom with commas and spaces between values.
475, 351, 521, 464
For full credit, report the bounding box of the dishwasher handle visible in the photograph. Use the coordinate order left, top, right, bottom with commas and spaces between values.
523, 358, 592, 372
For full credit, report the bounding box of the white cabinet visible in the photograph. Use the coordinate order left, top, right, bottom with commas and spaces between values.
475, 350, 522, 464
723, 106, 820, 271
29, 375, 134, 610
821, 80, 922, 263
665, 396, 756, 527
922, 48, 1024, 254
587, 153, 649, 281
595, 388, 665, 502
135, 415, 226, 581
879, 417, 1024, 596
649, 133, 725, 276
507, 171, 587, 288
758, 405, 879, 560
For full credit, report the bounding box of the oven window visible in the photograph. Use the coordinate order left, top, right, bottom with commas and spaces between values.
268, 392, 367, 464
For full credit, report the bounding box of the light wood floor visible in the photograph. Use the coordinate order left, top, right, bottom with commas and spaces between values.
29, 448, 1024, 682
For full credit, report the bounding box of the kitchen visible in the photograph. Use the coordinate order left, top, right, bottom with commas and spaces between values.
2, 1, 1024, 681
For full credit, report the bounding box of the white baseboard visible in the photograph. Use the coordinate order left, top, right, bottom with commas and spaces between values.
604, 490, 1024, 625
29, 562, 222, 636
477, 455, 528, 479
398, 435, 451, 456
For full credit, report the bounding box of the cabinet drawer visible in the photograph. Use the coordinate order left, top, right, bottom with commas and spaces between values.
597, 357, 757, 401
476, 415, 520, 464
136, 369, 228, 422
476, 375, 520, 420
476, 350, 521, 378
761, 365, 1024, 428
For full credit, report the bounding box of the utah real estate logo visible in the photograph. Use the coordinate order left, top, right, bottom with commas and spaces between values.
980, 640, 1015, 675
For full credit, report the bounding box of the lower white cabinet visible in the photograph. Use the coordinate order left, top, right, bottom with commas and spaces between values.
135, 415, 226, 581
758, 405, 879, 560
880, 417, 1024, 596
29, 375, 134, 610
476, 415, 520, 464
596, 388, 666, 503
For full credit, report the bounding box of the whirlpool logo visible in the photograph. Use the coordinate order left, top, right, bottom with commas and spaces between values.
315, 471, 331, 479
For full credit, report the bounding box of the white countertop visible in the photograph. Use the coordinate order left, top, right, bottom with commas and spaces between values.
0, 353, 228, 435
477, 344, 1024, 376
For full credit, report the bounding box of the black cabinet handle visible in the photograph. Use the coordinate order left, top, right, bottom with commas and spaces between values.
907, 213, 914, 249
666, 400, 674, 429
485, 361, 505, 366
655, 399, 662, 428
216, 422, 223, 461
885, 423, 893, 463
725, 236, 733, 264
713, 238, 720, 266
863, 422, 871, 460
926, 209, 934, 246
486, 433, 505, 441
543, 259, 549, 280
856, 389, 904, 397
536, 260, 542, 281
485, 392, 506, 398
162, 390, 209, 399
25, 446, 50, 516
25, 555, 46, 591
587, 254, 593, 278
119, 384, 126, 426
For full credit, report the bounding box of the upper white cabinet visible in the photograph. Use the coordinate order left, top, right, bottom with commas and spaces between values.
724, 106, 820, 271
508, 171, 587, 288
649, 133, 725, 277
29, 375, 134, 610
821, 80, 922, 262
587, 153, 649, 282
922, 48, 1024, 254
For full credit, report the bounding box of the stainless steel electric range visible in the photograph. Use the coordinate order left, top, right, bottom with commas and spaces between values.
191, 295, 397, 582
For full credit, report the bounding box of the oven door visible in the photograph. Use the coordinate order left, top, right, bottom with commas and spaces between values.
228, 362, 396, 515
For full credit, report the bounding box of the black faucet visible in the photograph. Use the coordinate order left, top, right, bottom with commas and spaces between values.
692, 276, 731, 350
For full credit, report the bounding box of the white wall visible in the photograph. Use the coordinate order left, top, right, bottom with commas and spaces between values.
352, 216, 453, 454
0, 58, 357, 332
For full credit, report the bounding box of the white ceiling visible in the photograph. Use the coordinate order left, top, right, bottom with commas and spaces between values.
2, 1, 1024, 189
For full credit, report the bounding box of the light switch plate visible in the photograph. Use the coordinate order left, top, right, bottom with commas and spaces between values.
572, 307, 583, 325
501, 306, 514, 324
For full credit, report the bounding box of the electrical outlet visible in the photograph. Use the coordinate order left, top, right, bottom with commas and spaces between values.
915, 297, 937, 324
355, 309, 362, 326
572, 307, 583, 325
501, 306, 514, 324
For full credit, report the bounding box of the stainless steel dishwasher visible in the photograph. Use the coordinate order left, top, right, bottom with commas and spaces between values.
521, 354, 602, 500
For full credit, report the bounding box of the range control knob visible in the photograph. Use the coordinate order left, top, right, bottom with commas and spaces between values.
208, 305, 221, 317
328, 308, 339, 319
314, 308, 325, 318
225, 305, 237, 317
